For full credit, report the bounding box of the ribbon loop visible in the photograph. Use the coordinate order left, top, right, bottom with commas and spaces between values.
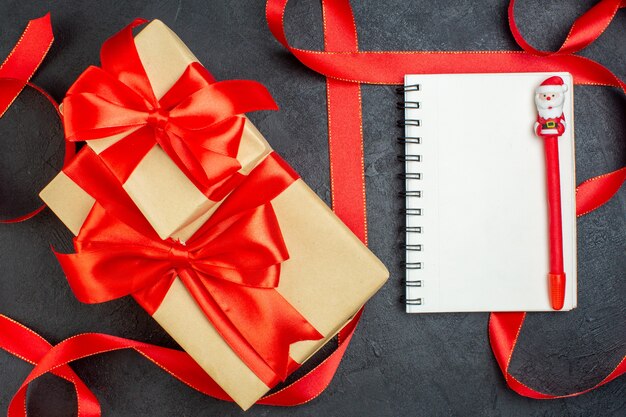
63, 21, 279, 199
0, 14, 76, 224
508, 0, 626, 57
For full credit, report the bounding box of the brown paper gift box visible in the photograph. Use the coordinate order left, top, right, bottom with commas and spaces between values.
41, 153, 389, 409
40, 21, 389, 409
67, 19, 272, 240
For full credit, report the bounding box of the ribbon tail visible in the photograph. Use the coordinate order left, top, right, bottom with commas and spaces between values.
63, 148, 157, 237
176, 271, 280, 386
179, 272, 322, 385
0, 13, 54, 117
489, 312, 626, 399
576, 166, 626, 217
100, 18, 155, 102
259, 309, 362, 406
213, 281, 324, 381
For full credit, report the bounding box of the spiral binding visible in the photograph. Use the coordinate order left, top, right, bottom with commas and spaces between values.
402, 261, 423, 270
398, 83, 423, 308
397, 101, 420, 109
398, 172, 422, 180
397, 136, 421, 145
397, 84, 420, 93
406, 297, 423, 306
397, 154, 421, 162
397, 119, 421, 127
400, 208, 422, 215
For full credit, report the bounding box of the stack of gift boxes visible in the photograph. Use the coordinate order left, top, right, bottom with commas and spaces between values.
40, 19, 388, 409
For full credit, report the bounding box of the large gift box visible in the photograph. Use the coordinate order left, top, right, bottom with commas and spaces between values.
40, 20, 389, 409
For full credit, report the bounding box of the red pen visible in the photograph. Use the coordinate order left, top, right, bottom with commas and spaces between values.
534, 76, 567, 310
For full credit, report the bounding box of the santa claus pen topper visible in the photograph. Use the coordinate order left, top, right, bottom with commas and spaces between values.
534, 76, 567, 310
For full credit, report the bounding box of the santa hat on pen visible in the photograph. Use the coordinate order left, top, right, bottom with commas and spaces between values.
535, 76, 568, 94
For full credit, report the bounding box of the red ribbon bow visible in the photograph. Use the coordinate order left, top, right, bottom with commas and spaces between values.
56, 149, 323, 387
63, 19, 278, 199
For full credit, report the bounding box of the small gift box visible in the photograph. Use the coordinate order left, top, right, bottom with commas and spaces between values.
59, 19, 274, 240
40, 20, 389, 410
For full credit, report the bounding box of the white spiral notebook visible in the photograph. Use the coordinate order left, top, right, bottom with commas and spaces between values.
401, 72, 577, 313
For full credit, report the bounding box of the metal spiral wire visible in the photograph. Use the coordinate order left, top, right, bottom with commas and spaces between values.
399, 84, 423, 307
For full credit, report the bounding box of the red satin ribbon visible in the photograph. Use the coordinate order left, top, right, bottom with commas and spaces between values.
0, 14, 53, 116
268, 0, 626, 89
56, 150, 322, 387
63, 19, 278, 199
266, 0, 626, 400
0, 14, 75, 223
0, 310, 361, 417
2, 1, 626, 414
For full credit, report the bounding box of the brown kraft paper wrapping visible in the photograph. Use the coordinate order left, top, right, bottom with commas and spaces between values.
41, 168, 389, 409
76, 19, 272, 240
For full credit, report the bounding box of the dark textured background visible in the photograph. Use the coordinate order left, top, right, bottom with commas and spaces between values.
0, 0, 624, 416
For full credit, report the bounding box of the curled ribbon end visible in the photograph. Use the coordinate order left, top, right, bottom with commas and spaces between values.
39, 12, 52, 25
